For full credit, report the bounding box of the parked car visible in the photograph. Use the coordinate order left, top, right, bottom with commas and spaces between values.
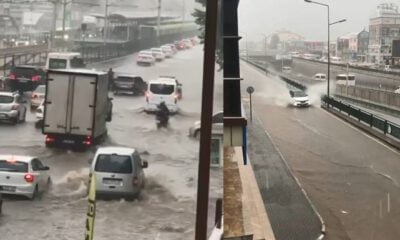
136, 51, 156, 66
0, 91, 27, 124
6, 65, 46, 92
174, 41, 185, 50
289, 90, 310, 107
113, 74, 147, 95
30, 85, 46, 110
150, 48, 166, 61
313, 73, 326, 81
182, 39, 193, 49
161, 45, 174, 58
89, 147, 148, 199
189, 111, 223, 138
0, 155, 51, 200
165, 44, 178, 54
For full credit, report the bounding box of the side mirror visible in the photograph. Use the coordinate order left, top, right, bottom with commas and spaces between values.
88, 159, 93, 164
108, 97, 114, 101
22, 100, 27, 104
42, 166, 50, 171
142, 161, 148, 169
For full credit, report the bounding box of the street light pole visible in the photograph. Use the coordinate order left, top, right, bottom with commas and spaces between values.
157, 0, 161, 47
305, 0, 346, 104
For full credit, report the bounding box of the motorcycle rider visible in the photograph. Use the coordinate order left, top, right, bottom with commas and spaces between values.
156, 101, 170, 126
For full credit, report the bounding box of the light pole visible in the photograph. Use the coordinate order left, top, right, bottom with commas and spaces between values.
304, 0, 346, 102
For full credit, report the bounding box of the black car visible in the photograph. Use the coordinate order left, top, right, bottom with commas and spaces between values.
6, 65, 46, 92
113, 74, 147, 95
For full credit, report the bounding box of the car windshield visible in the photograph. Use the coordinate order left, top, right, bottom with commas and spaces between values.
14, 67, 37, 77
0, 160, 28, 172
95, 154, 133, 174
150, 83, 175, 95
0, 95, 14, 104
116, 77, 134, 82
70, 57, 85, 68
293, 91, 307, 97
49, 59, 67, 69
35, 85, 46, 93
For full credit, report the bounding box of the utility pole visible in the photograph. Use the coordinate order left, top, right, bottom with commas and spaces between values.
50, 0, 58, 50
62, 0, 68, 41
103, 0, 109, 47
157, 0, 161, 47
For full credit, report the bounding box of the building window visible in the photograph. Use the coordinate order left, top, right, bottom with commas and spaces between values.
211, 137, 222, 167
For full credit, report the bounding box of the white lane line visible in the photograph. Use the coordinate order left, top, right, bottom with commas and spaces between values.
319, 107, 400, 156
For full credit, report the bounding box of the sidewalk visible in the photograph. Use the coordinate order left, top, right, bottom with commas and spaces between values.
224, 147, 276, 240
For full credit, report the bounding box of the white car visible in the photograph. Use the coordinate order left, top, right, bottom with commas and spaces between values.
30, 85, 46, 109
165, 44, 178, 54
289, 90, 310, 107
0, 91, 27, 124
136, 51, 155, 66
0, 155, 51, 199
161, 45, 174, 58
395, 87, 400, 94
35, 100, 44, 127
314, 73, 326, 81
189, 111, 223, 138
150, 48, 166, 61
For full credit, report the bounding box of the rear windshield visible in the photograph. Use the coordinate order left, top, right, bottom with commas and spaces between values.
116, 77, 135, 82
35, 85, 46, 93
0, 95, 14, 104
150, 83, 175, 95
14, 67, 37, 77
49, 59, 67, 69
95, 154, 133, 174
0, 160, 28, 172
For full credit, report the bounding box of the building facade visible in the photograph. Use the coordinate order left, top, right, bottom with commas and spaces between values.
368, 3, 400, 64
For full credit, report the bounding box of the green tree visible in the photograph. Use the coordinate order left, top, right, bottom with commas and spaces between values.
192, 0, 223, 70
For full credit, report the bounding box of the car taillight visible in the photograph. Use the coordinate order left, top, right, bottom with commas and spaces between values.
145, 92, 149, 102
24, 174, 35, 183
83, 136, 92, 146
11, 105, 18, 110
32, 75, 41, 82
32, 93, 38, 98
8, 73, 16, 80
132, 177, 139, 186
45, 135, 55, 143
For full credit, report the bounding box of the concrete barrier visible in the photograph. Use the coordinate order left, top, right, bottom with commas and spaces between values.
335, 85, 400, 109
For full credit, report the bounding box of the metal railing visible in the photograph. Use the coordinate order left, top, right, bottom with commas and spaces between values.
322, 96, 400, 141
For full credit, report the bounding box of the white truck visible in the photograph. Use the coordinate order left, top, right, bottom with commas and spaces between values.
42, 69, 112, 148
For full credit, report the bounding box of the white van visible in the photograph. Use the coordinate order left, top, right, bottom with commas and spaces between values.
336, 74, 356, 86
145, 77, 179, 113
46, 52, 85, 70
314, 73, 326, 81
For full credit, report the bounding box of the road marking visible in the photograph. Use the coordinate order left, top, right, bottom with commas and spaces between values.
319, 108, 400, 156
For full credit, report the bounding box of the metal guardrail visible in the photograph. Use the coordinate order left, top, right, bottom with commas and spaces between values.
322, 96, 400, 141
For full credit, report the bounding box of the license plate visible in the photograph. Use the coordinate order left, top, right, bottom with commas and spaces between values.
0, 185, 16, 192
63, 139, 75, 144
103, 179, 122, 185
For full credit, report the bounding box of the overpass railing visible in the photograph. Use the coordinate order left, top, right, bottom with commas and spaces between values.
322, 96, 400, 141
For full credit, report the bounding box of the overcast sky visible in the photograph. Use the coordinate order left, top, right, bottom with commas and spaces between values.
239, 0, 400, 42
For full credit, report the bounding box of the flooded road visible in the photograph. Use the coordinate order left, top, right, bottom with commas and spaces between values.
0, 45, 222, 239
241, 61, 400, 240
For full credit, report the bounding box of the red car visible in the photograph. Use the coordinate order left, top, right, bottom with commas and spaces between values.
174, 41, 185, 50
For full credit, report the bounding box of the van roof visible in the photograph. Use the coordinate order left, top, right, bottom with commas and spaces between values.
95, 147, 136, 156
48, 52, 81, 58
337, 74, 355, 77
48, 68, 106, 75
